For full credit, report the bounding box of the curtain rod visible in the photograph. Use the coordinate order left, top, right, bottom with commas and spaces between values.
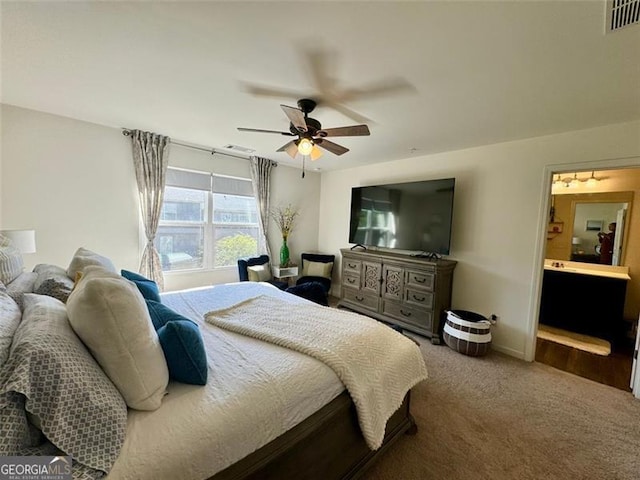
121, 128, 277, 165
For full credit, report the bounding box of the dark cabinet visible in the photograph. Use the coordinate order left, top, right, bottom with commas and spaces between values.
539, 268, 628, 345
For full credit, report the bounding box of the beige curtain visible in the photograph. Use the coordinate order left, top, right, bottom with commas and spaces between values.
249, 156, 277, 258
130, 130, 170, 290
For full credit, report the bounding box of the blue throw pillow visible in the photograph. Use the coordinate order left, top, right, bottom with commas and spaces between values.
157, 320, 208, 385
121, 270, 161, 303
146, 299, 196, 331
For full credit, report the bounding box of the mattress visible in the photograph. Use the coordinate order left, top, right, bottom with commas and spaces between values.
107, 282, 344, 480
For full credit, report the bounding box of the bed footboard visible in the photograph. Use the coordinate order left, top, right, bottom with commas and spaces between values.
212, 390, 415, 480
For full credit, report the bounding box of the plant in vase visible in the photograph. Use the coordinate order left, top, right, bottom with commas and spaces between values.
271, 204, 299, 267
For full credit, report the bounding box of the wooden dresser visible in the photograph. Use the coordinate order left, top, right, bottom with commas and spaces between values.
338, 248, 457, 344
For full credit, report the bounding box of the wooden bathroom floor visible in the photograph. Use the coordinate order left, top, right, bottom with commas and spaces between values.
535, 337, 633, 391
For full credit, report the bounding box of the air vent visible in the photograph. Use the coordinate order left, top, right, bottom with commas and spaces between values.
222, 144, 255, 154
607, 0, 640, 32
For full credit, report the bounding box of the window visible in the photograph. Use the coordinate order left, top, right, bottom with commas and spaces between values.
155, 168, 259, 271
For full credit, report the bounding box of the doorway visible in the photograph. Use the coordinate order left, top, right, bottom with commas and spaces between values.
535, 166, 640, 391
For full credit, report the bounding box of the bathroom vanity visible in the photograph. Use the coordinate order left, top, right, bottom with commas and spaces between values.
539, 260, 630, 346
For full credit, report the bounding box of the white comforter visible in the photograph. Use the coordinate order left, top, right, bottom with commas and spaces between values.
205, 295, 428, 450
107, 282, 344, 480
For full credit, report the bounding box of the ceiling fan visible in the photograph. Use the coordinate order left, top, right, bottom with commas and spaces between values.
237, 98, 370, 161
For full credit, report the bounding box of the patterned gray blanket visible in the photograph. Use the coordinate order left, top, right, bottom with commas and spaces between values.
0, 294, 128, 479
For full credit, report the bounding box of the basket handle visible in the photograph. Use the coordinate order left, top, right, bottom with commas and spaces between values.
447, 310, 495, 325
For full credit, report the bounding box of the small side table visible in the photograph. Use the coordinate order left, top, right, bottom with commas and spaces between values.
272, 265, 299, 286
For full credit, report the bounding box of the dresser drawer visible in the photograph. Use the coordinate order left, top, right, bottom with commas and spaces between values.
342, 288, 379, 312
405, 269, 435, 291
343, 259, 362, 274
382, 301, 433, 330
342, 273, 361, 288
404, 288, 434, 309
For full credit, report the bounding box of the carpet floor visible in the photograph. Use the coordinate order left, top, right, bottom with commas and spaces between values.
364, 336, 640, 480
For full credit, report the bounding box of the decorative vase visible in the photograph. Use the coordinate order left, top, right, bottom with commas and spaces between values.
280, 237, 290, 267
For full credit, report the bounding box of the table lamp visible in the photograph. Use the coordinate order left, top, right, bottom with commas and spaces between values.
0, 229, 37, 254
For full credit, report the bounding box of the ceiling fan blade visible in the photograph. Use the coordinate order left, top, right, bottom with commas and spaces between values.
316, 139, 349, 156
241, 82, 306, 100
281, 105, 307, 133
318, 125, 370, 137
238, 127, 295, 136
303, 46, 336, 95
337, 78, 416, 103
320, 99, 373, 124
310, 145, 323, 161
277, 140, 299, 159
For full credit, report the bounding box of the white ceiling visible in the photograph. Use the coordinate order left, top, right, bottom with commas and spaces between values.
2, 1, 639, 171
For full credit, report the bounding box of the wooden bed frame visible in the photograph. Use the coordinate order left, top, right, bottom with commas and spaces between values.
212, 390, 416, 480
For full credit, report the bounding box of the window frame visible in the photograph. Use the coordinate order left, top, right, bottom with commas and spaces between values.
157, 167, 259, 273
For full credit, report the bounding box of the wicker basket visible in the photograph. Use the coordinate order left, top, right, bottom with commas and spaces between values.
443, 310, 492, 357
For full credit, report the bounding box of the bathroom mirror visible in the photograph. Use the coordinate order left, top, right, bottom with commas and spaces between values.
546, 191, 634, 266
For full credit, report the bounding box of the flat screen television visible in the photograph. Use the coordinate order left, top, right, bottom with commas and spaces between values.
348, 178, 455, 255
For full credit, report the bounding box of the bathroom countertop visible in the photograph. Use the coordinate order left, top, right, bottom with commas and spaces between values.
544, 259, 630, 280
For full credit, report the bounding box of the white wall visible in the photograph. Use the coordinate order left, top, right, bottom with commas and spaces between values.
318, 120, 640, 359
2, 104, 140, 272
0, 104, 321, 291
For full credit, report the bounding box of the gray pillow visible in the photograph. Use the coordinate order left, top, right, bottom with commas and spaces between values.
33, 264, 74, 303
6, 271, 37, 311
0, 292, 21, 369
0, 235, 24, 284
0, 293, 127, 475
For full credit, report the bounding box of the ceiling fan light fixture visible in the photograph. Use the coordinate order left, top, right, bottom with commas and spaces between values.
297, 138, 314, 156
310, 145, 323, 161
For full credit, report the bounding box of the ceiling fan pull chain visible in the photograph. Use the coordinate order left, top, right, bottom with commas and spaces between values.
302, 155, 306, 178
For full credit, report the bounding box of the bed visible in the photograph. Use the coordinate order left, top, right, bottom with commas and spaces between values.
0, 251, 426, 480
110, 282, 421, 479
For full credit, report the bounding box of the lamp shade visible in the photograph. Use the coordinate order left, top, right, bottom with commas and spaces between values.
572, 237, 581, 245
0, 229, 36, 253
297, 138, 313, 156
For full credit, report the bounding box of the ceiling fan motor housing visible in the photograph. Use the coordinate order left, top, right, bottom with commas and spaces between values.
289, 116, 321, 136
297, 98, 317, 114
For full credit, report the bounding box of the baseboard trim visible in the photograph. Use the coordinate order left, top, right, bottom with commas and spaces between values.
492, 343, 526, 360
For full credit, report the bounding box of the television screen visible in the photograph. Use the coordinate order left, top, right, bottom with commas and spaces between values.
348, 178, 455, 254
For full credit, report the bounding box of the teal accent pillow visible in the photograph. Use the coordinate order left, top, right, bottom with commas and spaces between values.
121, 270, 161, 303
157, 320, 208, 385
145, 299, 196, 331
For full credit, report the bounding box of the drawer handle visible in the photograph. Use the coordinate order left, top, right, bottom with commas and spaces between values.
400, 309, 412, 317
355, 295, 364, 301
412, 295, 426, 302
414, 276, 426, 283
348, 263, 357, 268
347, 278, 356, 284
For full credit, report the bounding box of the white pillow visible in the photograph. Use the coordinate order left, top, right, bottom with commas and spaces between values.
66, 266, 168, 410
66, 247, 116, 280
0, 292, 21, 369
302, 260, 333, 279
248, 264, 272, 282
0, 235, 24, 285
